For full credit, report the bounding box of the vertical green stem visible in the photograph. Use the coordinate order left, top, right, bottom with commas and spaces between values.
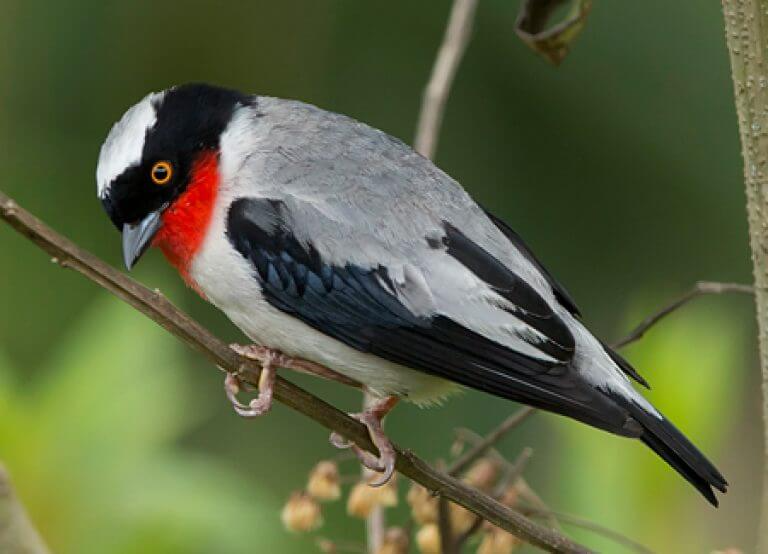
721, 1, 768, 551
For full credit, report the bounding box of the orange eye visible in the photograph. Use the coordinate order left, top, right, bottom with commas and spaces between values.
150, 161, 173, 186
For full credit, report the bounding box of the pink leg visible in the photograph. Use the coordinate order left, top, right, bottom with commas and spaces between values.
224, 346, 280, 417
330, 395, 399, 486
225, 344, 362, 418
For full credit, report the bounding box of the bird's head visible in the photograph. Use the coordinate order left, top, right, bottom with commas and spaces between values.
97, 83, 249, 270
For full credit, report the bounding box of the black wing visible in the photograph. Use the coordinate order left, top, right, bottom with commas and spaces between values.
483, 208, 581, 317
225, 197, 634, 434
483, 209, 649, 388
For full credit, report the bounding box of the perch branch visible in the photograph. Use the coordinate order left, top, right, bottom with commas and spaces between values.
413, 0, 478, 159
0, 191, 592, 553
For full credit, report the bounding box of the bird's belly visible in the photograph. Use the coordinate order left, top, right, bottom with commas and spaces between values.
226, 297, 458, 404
188, 236, 459, 405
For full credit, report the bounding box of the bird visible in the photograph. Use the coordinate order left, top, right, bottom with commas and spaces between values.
96, 82, 727, 505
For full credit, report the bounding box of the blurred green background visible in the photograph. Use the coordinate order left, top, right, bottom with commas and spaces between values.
0, 1, 759, 552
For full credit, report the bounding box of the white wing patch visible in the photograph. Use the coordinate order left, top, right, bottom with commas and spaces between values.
96, 90, 165, 198
390, 254, 562, 364
379, 263, 436, 317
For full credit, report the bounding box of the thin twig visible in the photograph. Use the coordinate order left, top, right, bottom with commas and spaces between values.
437, 496, 456, 554
363, 392, 385, 553
448, 406, 536, 476
0, 464, 50, 554
0, 192, 592, 554
521, 505, 652, 554
516, 478, 560, 531
453, 447, 533, 550
454, 517, 484, 550
454, 428, 527, 476
496, 447, 533, 494
447, 443, 649, 554
612, 281, 754, 349
413, 0, 479, 159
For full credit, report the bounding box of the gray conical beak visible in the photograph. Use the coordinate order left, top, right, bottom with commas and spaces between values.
122, 209, 163, 270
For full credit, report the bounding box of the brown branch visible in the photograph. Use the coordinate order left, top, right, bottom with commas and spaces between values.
497, 447, 533, 493
454, 514, 485, 550
453, 448, 533, 550
612, 281, 754, 349
413, 0, 478, 159
437, 496, 456, 554
516, 478, 560, 531
0, 192, 593, 553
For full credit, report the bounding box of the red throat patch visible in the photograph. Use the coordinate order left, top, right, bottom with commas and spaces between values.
153, 150, 219, 289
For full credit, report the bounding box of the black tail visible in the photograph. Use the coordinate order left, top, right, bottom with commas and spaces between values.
623, 400, 728, 506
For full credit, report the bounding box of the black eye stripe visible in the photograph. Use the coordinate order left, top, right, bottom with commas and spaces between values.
104, 83, 251, 230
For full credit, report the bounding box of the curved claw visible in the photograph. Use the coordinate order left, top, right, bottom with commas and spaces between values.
328, 396, 399, 486
224, 373, 250, 411
233, 395, 273, 418
361, 411, 396, 486
223, 348, 278, 418
367, 450, 396, 487
329, 431, 353, 450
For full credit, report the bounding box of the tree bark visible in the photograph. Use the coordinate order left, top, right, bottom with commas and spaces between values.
720, 2, 768, 551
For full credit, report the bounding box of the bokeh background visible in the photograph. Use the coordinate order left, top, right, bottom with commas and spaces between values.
0, 1, 758, 552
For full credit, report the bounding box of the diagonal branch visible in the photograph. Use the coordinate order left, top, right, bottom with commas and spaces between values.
612, 281, 754, 349
0, 191, 592, 554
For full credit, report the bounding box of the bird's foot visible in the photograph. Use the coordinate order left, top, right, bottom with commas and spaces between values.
329, 396, 399, 486
225, 345, 284, 417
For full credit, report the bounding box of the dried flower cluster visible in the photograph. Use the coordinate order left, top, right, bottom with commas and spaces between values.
347, 474, 399, 519
281, 460, 342, 533
406, 458, 522, 553
281, 491, 323, 533
280, 453, 524, 553
281, 459, 405, 551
